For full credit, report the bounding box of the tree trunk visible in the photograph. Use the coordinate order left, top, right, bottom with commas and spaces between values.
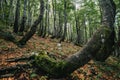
18, 0, 44, 46
34, 26, 112, 78
47, 3, 50, 36
0, 0, 4, 21
13, 0, 20, 33
8, 0, 13, 25
56, 11, 62, 39
19, 0, 27, 34
51, 0, 57, 38
60, 0, 67, 42
26, 0, 32, 31
74, 12, 81, 46
95, 0, 116, 61
41, 1, 48, 38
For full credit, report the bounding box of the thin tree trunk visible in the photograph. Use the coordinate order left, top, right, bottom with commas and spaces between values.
0, 0, 4, 21
42, 1, 48, 38
19, 0, 27, 34
13, 0, 20, 33
8, 0, 13, 25
56, 11, 62, 38
46, 0, 50, 36
26, 0, 32, 31
60, 0, 67, 42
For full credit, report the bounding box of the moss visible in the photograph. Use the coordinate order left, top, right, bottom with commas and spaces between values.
34, 52, 69, 77
93, 26, 113, 61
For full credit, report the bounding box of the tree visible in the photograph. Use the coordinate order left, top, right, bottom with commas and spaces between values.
94, 0, 116, 61
13, 0, 20, 33
18, 0, 44, 45
60, 0, 67, 42
19, 0, 27, 34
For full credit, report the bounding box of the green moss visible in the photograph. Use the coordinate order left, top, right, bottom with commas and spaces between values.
34, 52, 69, 77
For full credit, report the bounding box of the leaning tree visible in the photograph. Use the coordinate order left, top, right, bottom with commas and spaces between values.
29, 0, 116, 77
0, 0, 117, 78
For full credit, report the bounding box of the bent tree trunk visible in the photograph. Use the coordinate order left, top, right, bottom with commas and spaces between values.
33, 0, 116, 78
34, 26, 112, 78
18, 0, 44, 45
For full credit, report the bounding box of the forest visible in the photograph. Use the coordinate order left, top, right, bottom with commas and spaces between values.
0, 0, 120, 80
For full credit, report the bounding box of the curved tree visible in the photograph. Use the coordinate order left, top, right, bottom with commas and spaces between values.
18, 0, 44, 45
33, 0, 116, 77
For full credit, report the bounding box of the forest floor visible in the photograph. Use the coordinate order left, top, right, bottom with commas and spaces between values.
0, 35, 120, 80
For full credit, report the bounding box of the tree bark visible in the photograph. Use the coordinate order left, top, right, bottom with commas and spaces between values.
0, 0, 4, 21
8, 0, 13, 24
19, 0, 27, 34
26, 0, 32, 31
95, 0, 116, 61
60, 0, 67, 42
33, 26, 112, 78
13, 0, 20, 33
51, 0, 57, 39
18, 0, 44, 46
